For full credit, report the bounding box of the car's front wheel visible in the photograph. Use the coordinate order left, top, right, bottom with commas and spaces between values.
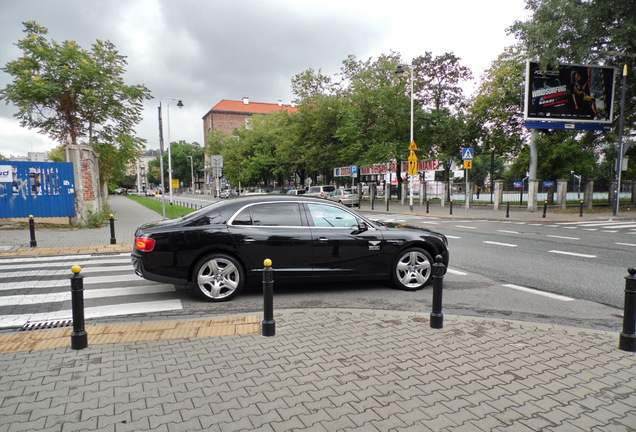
392, 248, 433, 290
192, 254, 245, 301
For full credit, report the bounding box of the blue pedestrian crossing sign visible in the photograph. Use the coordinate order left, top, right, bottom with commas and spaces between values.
461, 148, 474, 160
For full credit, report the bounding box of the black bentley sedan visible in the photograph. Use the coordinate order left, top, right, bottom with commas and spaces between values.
132, 195, 449, 302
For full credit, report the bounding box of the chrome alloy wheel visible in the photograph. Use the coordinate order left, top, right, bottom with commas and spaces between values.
394, 249, 433, 290
194, 255, 243, 301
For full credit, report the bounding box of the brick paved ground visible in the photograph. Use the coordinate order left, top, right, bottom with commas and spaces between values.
0, 309, 634, 432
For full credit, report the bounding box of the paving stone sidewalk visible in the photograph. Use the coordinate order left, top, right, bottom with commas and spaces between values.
0, 309, 634, 432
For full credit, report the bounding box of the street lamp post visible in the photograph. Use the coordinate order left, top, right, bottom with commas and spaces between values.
614, 64, 628, 216
186, 155, 194, 195
165, 97, 184, 204
157, 103, 166, 217
396, 64, 415, 211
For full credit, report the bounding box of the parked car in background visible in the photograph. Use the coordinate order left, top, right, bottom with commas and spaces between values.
306, 185, 335, 198
132, 195, 449, 302
327, 188, 359, 207
243, 188, 270, 196
286, 189, 306, 195
220, 189, 237, 199
113, 188, 125, 195
145, 190, 156, 197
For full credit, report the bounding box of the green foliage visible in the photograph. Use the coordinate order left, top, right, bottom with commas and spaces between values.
84, 204, 112, 228
0, 21, 152, 190
509, 0, 635, 178
168, 140, 204, 187
125, 195, 195, 218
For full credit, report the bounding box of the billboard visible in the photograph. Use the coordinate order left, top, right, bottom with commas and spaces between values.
524, 61, 616, 124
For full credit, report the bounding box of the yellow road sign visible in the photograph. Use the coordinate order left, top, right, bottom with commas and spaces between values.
408, 160, 418, 176
408, 151, 418, 161
463, 160, 472, 169
408, 141, 418, 151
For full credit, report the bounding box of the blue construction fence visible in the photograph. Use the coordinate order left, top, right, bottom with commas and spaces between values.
0, 161, 76, 218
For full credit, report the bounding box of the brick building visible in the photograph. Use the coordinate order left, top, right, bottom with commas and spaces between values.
201, 98, 298, 184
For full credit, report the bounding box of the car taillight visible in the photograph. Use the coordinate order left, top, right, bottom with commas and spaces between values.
320, 192, 325, 197
135, 237, 155, 252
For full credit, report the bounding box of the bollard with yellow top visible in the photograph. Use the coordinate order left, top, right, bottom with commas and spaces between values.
262, 258, 275, 337
70, 265, 88, 349
109, 213, 117, 244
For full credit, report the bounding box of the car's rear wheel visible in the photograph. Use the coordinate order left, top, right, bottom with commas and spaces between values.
392, 248, 433, 290
192, 254, 244, 301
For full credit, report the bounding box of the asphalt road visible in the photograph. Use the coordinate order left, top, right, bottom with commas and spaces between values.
1, 195, 631, 334
359, 211, 634, 309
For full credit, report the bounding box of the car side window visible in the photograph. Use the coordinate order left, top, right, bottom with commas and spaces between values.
232, 203, 303, 227
307, 203, 358, 228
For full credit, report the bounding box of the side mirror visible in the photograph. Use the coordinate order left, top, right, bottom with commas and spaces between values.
356, 221, 369, 233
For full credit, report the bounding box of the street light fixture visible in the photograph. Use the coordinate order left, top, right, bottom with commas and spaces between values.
166, 97, 184, 204
395, 64, 415, 211
186, 155, 194, 195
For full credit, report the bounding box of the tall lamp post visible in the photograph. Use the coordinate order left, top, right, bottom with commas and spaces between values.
166, 97, 184, 204
396, 63, 415, 211
614, 64, 628, 216
157, 103, 166, 217
186, 155, 195, 195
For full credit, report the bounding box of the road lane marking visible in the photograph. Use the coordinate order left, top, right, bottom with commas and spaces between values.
446, 268, 467, 276
483, 241, 517, 247
456, 225, 477, 229
548, 250, 596, 258
546, 235, 580, 240
616, 243, 636, 247
445, 235, 462, 239
502, 284, 575, 301
497, 230, 520, 234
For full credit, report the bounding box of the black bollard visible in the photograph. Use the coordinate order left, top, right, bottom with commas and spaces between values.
28, 215, 37, 247
109, 214, 116, 245
449, 200, 453, 215
70, 265, 88, 350
506, 202, 510, 218
426, 199, 430, 214
619, 267, 636, 352
542, 201, 548, 218
430, 255, 445, 329
579, 200, 584, 217
262, 259, 276, 336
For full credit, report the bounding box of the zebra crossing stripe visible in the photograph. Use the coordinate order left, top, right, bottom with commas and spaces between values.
0, 284, 176, 307
0, 300, 183, 329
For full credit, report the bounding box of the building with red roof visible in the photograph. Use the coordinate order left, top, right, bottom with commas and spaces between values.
202, 97, 298, 137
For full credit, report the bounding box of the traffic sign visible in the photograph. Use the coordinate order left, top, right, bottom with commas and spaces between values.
408, 160, 418, 175
461, 148, 474, 160
408, 141, 418, 151
463, 160, 472, 169
408, 152, 418, 161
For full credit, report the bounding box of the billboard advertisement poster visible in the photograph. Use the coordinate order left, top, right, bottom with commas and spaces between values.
524, 61, 616, 124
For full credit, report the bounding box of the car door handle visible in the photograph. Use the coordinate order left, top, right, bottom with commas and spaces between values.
243, 238, 256, 243
318, 237, 330, 242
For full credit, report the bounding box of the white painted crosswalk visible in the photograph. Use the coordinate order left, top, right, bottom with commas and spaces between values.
0, 253, 183, 329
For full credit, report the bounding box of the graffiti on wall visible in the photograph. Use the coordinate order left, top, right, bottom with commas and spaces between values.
0, 162, 75, 218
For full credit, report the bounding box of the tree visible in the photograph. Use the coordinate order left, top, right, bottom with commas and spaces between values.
0, 21, 152, 189
469, 45, 529, 192
165, 141, 204, 188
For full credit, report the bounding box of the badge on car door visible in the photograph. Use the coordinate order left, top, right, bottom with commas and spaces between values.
368, 241, 381, 251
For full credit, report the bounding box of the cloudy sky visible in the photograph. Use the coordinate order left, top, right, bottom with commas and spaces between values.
0, 0, 530, 158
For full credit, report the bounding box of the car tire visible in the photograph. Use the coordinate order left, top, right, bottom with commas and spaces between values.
191, 254, 245, 301
392, 248, 433, 291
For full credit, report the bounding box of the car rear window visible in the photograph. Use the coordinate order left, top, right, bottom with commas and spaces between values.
232, 203, 303, 226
